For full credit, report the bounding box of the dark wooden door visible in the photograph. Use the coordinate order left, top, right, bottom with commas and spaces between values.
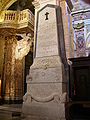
74, 67, 89, 100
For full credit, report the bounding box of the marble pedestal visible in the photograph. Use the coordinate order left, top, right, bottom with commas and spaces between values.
22, 4, 67, 120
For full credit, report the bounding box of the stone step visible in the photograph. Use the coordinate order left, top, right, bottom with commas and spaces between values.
0, 104, 22, 120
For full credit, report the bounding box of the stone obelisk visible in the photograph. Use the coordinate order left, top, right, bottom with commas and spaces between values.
22, 1, 68, 120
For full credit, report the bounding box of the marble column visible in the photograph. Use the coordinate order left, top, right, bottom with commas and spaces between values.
0, 35, 5, 101
3, 35, 16, 102
2, 34, 24, 103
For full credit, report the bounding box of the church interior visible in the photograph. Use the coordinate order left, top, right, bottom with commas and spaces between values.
0, 0, 90, 120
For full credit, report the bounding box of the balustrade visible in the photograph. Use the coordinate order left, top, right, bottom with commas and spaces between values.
18, 9, 34, 24
0, 9, 34, 30
4, 11, 17, 21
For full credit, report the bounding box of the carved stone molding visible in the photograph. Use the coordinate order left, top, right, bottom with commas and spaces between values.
30, 56, 62, 69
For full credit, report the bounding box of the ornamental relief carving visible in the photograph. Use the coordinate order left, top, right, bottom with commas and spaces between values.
23, 92, 67, 103
15, 33, 33, 60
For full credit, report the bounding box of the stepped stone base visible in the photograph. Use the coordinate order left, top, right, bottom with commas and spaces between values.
22, 56, 67, 120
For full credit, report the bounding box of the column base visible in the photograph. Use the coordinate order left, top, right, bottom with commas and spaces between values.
22, 101, 66, 120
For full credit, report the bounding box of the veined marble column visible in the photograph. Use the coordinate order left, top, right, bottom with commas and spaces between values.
2, 35, 25, 103
22, 0, 72, 120
3, 36, 16, 102
0, 35, 5, 101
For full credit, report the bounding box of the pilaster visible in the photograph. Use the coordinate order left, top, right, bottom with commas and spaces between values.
68, 13, 74, 58
59, 0, 73, 59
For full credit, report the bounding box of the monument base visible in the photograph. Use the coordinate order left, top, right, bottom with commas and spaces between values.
22, 101, 66, 120
22, 56, 67, 120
